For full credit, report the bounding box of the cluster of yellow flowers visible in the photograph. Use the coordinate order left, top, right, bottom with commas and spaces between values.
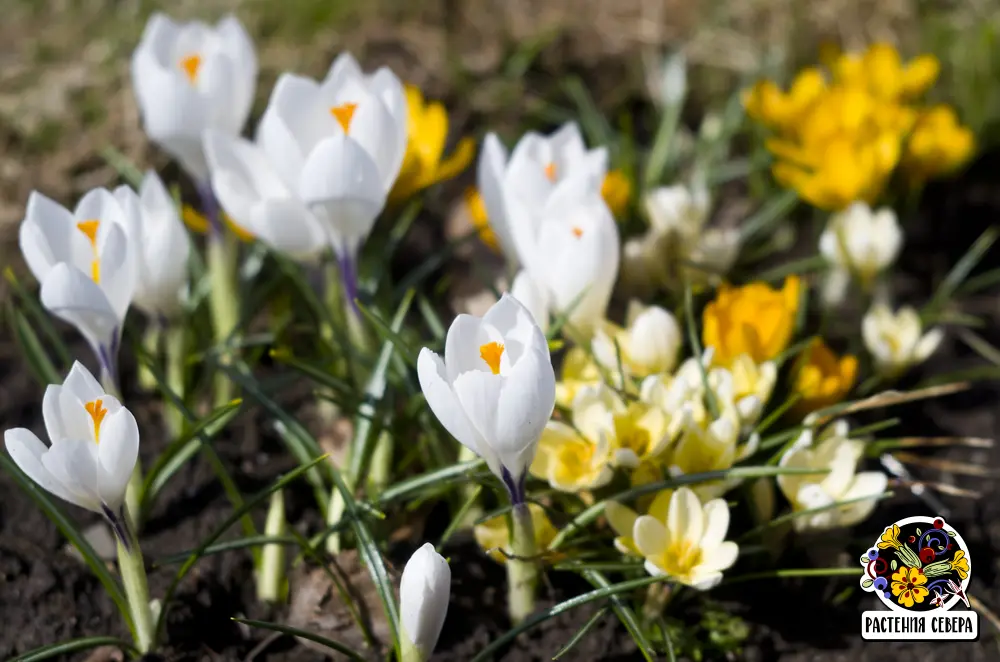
744, 43, 975, 210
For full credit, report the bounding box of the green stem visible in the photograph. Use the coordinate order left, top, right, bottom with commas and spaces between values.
138, 325, 160, 391
125, 464, 144, 532
641, 583, 672, 622
400, 632, 427, 662
117, 504, 155, 653
325, 476, 351, 555
256, 489, 287, 603
164, 324, 186, 440
644, 100, 682, 189
207, 233, 240, 407
367, 430, 393, 496
507, 503, 538, 624
457, 445, 484, 528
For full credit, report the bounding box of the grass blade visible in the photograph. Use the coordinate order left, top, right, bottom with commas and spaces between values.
6, 303, 61, 386
0, 453, 133, 634
378, 459, 486, 504
154, 455, 328, 644
232, 618, 369, 661
923, 225, 1000, 321
581, 569, 656, 661
13, 636, 138, 662
551, 606, 610, 660
152, 535, 299, 567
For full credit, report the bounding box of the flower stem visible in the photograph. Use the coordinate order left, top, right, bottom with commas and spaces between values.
325, 475, 351, 555
164, 324, 186, 439
207, 231, 240, 407
256, 489, 287, 604
507, 503, 538, 624
457, 445, 484, 527
138, 325, 160, 391
367, 430, 393, 495
117, 504, 155, 653
125, 464, 144, 532
642, 583, 673, 622
400, 632, 427, 662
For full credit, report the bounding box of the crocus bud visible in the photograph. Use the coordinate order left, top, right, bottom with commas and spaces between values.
417, 294, 556, 503
862, 303, 943, 377
399, 543, 450, 661
113, 171, 191, 320
4, 362, 139, 539
131, 13, 258, 182
819, 202, 902, 286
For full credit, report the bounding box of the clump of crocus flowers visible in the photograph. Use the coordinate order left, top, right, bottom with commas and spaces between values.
744, 43, 975, 210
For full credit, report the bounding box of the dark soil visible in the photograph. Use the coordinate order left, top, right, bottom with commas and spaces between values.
3, 150, 1000, 661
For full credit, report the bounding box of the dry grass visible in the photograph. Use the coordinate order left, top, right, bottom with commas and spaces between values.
0, 0, 997, 269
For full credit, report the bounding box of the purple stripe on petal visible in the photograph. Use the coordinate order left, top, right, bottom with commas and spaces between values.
198, 180, 223, 238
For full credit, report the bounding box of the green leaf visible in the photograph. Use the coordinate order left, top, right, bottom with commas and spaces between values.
355, 297, 418, 368
154, 455, 329, 644
378, 459, 486, 504
152, 535, 299, 567
6, 303, 61, 386
739, 188, 799, 241
551, 606, 610, 660
923, 225, 1000, 321
0, 453, 133, 635
13, 636, 138, 662
581, 569, 656, 661
891, 559, 898, 571
862, 578, 874, 589
916, 528, 922, 535
99, 145, 144, 188
232, 618, 369, 661
683, 282, 720, 418
140, 399, 243, 509
4, 268, 73, 369
738, 491, 894, 542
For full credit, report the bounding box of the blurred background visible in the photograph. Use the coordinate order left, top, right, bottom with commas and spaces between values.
1, 0, 998, 260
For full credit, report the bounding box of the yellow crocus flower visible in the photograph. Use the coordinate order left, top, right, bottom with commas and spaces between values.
702, 276, 801, 367
903, 105, 975, 183
831, 43, 940, 102
604, 489, 673, 556
792, 338, 858, 414
554, 346, 603, 409
464, 187, 499, 252
473, 503, 559, 565
182, 204, 255, 242
743, 68, 827, 133
388, 84, 476, 205
601, 169, 633, 219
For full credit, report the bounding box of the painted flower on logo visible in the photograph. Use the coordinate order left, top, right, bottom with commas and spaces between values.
950, 550, 970, 580
878, 523, 902, 549
891, 566, 929, 608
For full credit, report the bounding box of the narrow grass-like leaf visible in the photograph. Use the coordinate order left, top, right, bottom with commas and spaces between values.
269, 350, 357, 399
738, 491, 894, 542
141, 399, 243, 508
739, 189, 799, 241
551, 606, 611, 660
155, 456, 328, 644
720, 567, 861, 586
562, 76, 613, 147
469, 575, 669, 662
153, 535, 298, 567
378, 459, 486, 504
756, 255, 827, 283
4, 269, 72, 368
355, 298, 418, 368
923, 225, 1000, 321
13, 636, 138, 662
6, 304, 61, 386
99, 145, 144, 188
437, 485, 484, 550
392, 229, 479, 299
683, 282, 719, 417
0, 453, 133, 633
581, 569, 656, 661
232, 618, 369, 661
548, 465, 826, 551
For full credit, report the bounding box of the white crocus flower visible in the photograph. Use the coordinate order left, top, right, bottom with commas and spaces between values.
644, 183, 709, 239
4, 362, 139, 534
113, 171, 190, 320
862, 303, 943, 377
19, 189, 136, 385
131, 13, 257, 183
478, 122, 607, 266
777, 421, 888, 532
524, 192, 620, 338
819, 202, 902, 287
633, 487, 739, 589
417, 294, 556, 503
203, 130, 328, 261
592, 300, 682, 378
257, 53, 407, 274
399, 542, 450, 662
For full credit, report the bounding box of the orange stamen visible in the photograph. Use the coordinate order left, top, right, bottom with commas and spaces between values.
84, 399, 108, 444
479, 342, 505, 375
180, 54, 202, 83
76, 220, 101, 283
544, 162, 557, 181
571, 226, 583, 238
331, 102, 358, 134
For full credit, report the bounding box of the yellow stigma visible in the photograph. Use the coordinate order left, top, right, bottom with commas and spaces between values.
331, 102, 358, 134
84, 399, 108, 444
544, 162, 557, 181
180, 53, 202, 84
479, 342, 505, 375
76, 220, 101, 283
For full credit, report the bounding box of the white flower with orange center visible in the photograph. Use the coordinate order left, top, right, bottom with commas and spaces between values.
19, 189, 136, 386
256, 53, 408, 298
417, 294, 556, 502
131, 13, 257, 183
477, 122, 608, 267
4, 362, 140, 537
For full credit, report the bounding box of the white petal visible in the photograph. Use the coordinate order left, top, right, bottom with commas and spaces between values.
97, 407, 140, 511
476, 133, 516, 261
915, 328, 944, 362
416, 349, 494, 473
666, 487, 703, 545
365, 67, 408, 184
699, 499, 731, 549
215, 14, 258, 133
94, 222, 136, 323
632, 515, 667, 558
453, 370, 504, 461
604, 501, 638, 539
63, 361, 105, 402
5, 428, 80, 507
509, 271, 550, 334
688, 571, 723, 591
444, 314, 486, 383
835, 471, 888, 527
493, 346, 555, 478
20, 192, 75, 280
41, 439, 102, 513
40, 263, 120, 354
699, 540, 738, 573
